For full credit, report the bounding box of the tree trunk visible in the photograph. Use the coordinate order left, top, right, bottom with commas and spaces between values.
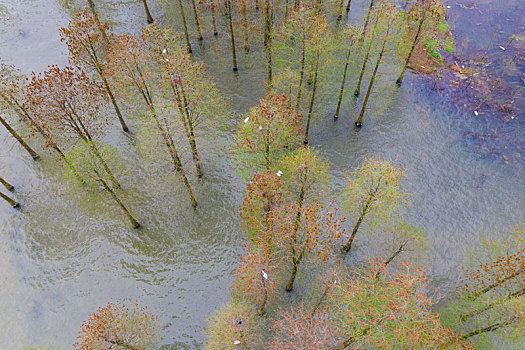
178, 0, 192, 53
172, 83, 203, 177
241, 0, 249, 52
461, 288, 525, 322
86, 139, 121, 188
295, 34, 306, 110
100, 69, 129, 132
285, 259, 298, 291
346, 0, 352, 14
354, 16, 379, 97
0, 190, 19, 208
227, 0, 238, 71
360, 0, 375, 43
267, 28, 273, 86
87, 0, 109, 44
460, 317, 518, 341
142, 0, 154, 23
343, 194, 374, 252
0, 176, 14, 192
0, 115, 39, 159
396, 17, 424, 86
190, 0, 203, 40
334, 45, 352, 118
211, 4, 218, 36
304, 50, 320, 145
99, 176, 140, 228
355, 23, 389, 127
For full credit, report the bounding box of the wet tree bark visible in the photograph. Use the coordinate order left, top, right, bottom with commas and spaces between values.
227, 0, 238, 71
0, 176, 14, 191
0, 115, 39, 159
304, 50, 320, 145
190, 0, 203, 40
396, 17, 424, 86
355, 23, 389, 127
98, 173, 140, 229
334, 45, 352, 118
178, 0, 192, 53
0, 190, 19, 208
142, 0, 154, 23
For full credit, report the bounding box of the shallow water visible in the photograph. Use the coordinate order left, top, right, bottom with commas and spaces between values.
0, 0, 523, 349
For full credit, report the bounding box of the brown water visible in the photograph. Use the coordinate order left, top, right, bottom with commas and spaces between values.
0, 0, 523, 348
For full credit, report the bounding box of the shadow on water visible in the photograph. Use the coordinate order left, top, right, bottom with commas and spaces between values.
0, 0, 523, 348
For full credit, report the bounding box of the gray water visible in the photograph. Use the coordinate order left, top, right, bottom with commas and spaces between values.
0, 0, 523, 349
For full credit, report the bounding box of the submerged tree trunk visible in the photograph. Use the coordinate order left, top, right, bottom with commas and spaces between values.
355, 23, 389, 127
396, 17, 424, 86
173, 83, 203, 178
346, 0, 352, 14
98, 174, 140, 229
100, 69, 129, 132
354, 15, 379, 96
241, 0, 249, 52
0, 190, 19, 208
285, 259, 299, 291
343, 178, 381, 252
178, 0, 192, 53
295, 33, 306, 110
190, 0, 203, 40
211, 5, 218, 36
0, 176, 14, 191
87, 0, 109, 44
304, 50, 320, 145
227, 0, 238, 71
142, 0, 154, 23
334, 45, 352, 118
0, 115, 39, 160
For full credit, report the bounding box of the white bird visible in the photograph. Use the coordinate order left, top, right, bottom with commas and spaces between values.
162, 48, 167, 54
499, 46, 506, 51
474, 111, 479, 116
258, 125, 262, 131
262, 270, 268, 280
234, 340, 241, 345
244, 116, 250, 123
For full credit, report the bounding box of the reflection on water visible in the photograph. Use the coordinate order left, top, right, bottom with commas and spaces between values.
0, 0, 523, 348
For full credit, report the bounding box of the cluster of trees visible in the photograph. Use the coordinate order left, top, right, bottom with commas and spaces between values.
1, 6, 226, 227
2, 0, 522, 349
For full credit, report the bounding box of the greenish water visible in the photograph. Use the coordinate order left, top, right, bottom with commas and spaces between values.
0, 0, 523, 348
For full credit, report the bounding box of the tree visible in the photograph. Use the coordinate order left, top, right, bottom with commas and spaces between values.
443, 225, 525, 347
142, 0, 154, 23
395, 0, 441, 85
270, 200, 344, 291
0, 62, 74, 166
107, 32, 197, 207
0, 63, 39, 160
342, 157, 409, 253
240, 170, 284, 241
66, 142, 140, 228
25, 66, 120, 189
355, 1, 398, 127
142, 23, 227, 178
205, 301, 266, 349
277, 146, 330, 208
327, 263, 469, 349
0, 174, 19, 208
333, 25, 360, 119
60, 8, 130, 132
269, 303, 339, 349
234, 94, 302, 177
272, 6, 335, 142
74, 301, 160, 350
231, 244, 282, 315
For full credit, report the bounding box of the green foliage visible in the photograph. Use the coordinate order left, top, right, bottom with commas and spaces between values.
343, 157, 410, 233
424, 37, 442, 61
234, 94, 302, 178
276, 146, 330, 204
205, 301, 266, 350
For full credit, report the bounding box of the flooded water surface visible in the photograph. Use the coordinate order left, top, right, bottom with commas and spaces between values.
0, 0, 523, 348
